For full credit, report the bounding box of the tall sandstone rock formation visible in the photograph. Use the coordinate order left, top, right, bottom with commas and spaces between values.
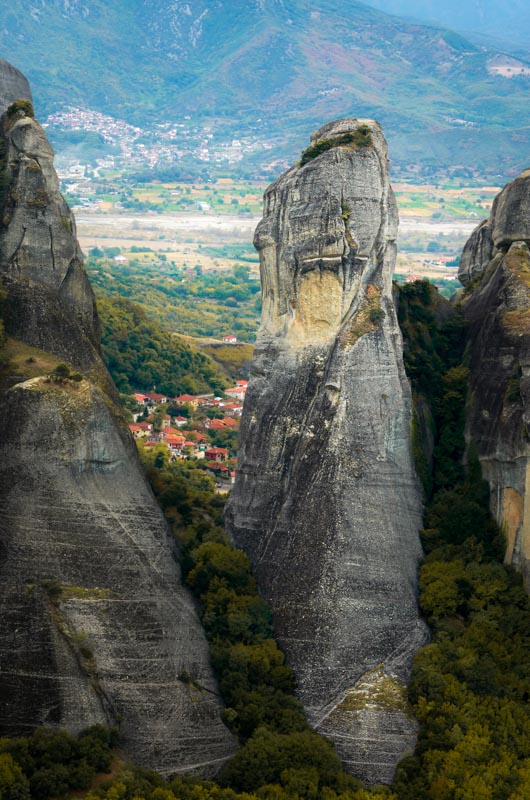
459, 169, 530, 587
226, 119, 427, 784
0, 62, 236, 774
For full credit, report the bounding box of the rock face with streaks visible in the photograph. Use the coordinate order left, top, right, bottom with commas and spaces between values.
225, 119, 427, 784
458, 169, 530, 587
0, 59, 32, 115
0, 62, 236, 773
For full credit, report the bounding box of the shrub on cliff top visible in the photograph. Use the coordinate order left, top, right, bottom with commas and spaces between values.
299, 126, 373, 166
6, 100, 34, 120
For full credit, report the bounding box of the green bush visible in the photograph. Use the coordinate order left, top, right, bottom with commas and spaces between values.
299, 127, 373, 167
0, 727, 116, 800
0, 753, 30, 800
369, 307, 385, 325
5, 100, 35, 120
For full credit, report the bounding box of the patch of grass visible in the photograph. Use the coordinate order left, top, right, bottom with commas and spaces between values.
504, 241, 530, 288
502, 308, 530, 335
0, 337, 62, 379
334, 668, 412, 719
60, 586, 114, 601
201, 342, 255, 380
6, 99, 34, 119
505, 365, 523, 404
339, 284, 384, 348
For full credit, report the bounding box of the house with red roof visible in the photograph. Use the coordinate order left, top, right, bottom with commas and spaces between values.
204, 447, 229, 463
165, 434, 186, 452
173, 394, 200, 407
133, 393, 151, 405
223, 402, 243, 417
145, 392, 169, 403
160, 426, 182, 437
129, 422, 153, 439
225, 385, 247, 402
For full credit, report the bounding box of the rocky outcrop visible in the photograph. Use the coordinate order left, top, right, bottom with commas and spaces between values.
0, 64, 236, 773
0, 59, 32, 115
0, 99, 103, 378
225, 119, 427, 784
458, 170, 530, 587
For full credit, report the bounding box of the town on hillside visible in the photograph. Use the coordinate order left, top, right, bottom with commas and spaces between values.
128, 380, 248, 491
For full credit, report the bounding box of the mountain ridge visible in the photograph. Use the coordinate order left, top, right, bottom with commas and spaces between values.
2, 0, 530, 178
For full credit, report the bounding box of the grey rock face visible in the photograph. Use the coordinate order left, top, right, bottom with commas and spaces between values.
225, 119, 427, 784
0, 59, 32, 115
458, 220, 494, 287
459, 171, 530, 587
0, 379, 235, 773
0, 63, 236, 772
0, 108, 101, 376
491, 168, 530, 250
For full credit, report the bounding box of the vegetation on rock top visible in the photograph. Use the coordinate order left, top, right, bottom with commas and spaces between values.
5, 99, 34, 120
299, 127, 373, 167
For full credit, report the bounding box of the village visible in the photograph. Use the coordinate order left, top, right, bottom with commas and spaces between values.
128, 379, 248, 491
44, 106, 274, 175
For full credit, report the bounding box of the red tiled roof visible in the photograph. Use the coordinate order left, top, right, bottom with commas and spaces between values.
165, 435, 185, 445
146, 393, 167, 402
130, 422, 152, 431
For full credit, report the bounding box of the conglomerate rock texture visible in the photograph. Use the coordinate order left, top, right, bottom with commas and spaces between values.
225, 119, 427, 784
459, 169, 530, 587
0, 63, 236, 774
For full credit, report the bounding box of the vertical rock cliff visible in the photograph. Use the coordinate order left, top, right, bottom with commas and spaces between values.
0, 62, 236, 773
0, 59, 32, 113
458, 169, 530, 587
225, 119, 427, 784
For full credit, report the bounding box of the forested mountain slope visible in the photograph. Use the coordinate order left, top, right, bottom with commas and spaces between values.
1, 1, 530, 176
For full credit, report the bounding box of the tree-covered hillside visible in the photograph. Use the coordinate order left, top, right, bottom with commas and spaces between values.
97, 296, 229, 395
90, 255, 261, 344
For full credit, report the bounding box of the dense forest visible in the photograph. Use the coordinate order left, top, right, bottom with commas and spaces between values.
89, 255, 261, 344
97, 296, 229, 396
2, 281, 529, 800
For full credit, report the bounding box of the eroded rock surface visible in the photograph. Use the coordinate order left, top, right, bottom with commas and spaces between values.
0, 64, 236, 773
459, 171, 530, 586
225, 119, 427, 783
0, 59, 32, 115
